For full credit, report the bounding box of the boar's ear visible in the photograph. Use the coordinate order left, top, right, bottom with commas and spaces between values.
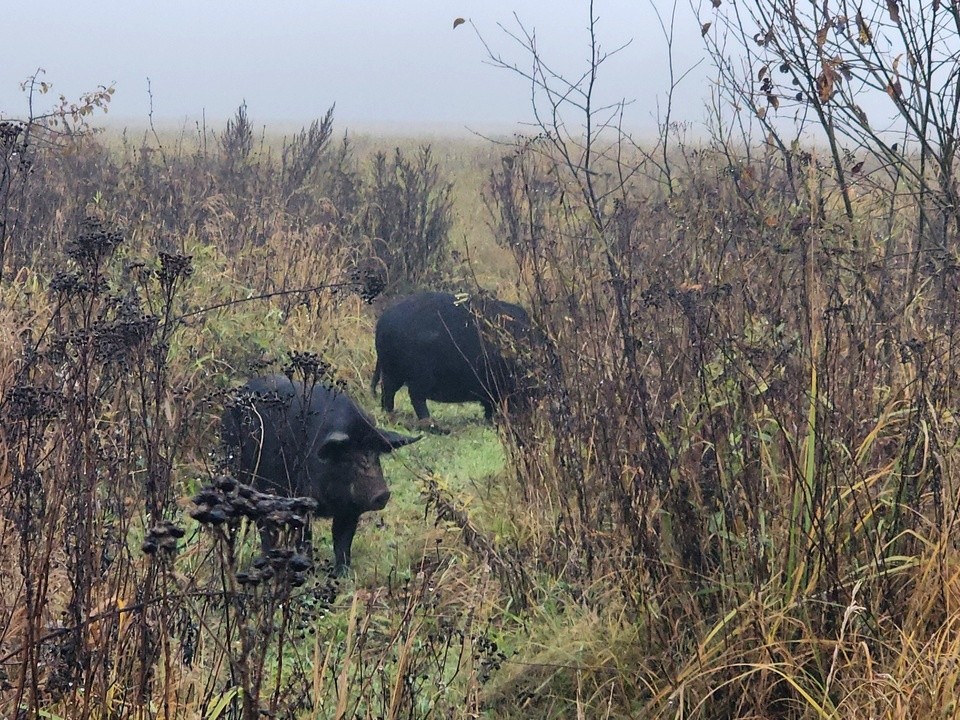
373, 430, 421, 453
318, 431, 352, 459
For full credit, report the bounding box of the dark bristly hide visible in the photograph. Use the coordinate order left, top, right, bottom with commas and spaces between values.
221, 374, 419, 574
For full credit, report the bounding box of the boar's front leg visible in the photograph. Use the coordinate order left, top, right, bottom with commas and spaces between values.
331, 513, 361, 575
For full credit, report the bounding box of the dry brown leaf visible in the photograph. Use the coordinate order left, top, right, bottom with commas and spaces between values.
759, 65, 769, 81
886, 0, 901, 23
851, 161, 864, 173
711, 0, 721, 7
816, 24, 829, 48
767, 93, 780, 109
816, 63, 837, 102
757, 106, 768, 119
764, 215, 780, 228
852, 104, 869, 127
886, 79, 903, 100
453, 17, 466, 29
857, 11, 872, 45
754, 28, 774, 46
701, 22, 712, 36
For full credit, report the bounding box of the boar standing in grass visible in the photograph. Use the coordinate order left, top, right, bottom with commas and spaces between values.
221, 374, 419, 574
371, 291, 532, 425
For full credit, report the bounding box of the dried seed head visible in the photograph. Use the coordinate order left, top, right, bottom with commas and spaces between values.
350, 263, 386, 303
156, 252, 194, 287
65, 217, 124, 269
4, 385, 63, 422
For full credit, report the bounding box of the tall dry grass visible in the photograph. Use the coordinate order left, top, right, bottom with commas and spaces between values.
0, 104, 495, 719
481, 135, 960, 716
3, 91, 960, 718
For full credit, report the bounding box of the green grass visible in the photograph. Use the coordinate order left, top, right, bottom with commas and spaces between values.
349, 399, 506, 585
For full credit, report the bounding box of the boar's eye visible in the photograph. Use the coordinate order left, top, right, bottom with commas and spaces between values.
318, 431, 352, 460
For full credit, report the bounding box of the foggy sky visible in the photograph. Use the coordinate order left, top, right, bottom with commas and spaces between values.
1, 1, 711, 136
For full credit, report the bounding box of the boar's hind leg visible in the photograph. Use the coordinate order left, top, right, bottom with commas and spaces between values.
380, 372, 402, 414
408, 389, 431, 420
482, 400, 495, 421
332, 513, 361, 575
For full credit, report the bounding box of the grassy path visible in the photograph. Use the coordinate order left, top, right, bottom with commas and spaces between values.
350, 400, 507, 585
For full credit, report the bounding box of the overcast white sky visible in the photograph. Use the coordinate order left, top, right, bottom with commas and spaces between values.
1, 1, 711, 136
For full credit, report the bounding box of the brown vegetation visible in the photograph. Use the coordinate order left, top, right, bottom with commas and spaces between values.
3, 0, 960, 710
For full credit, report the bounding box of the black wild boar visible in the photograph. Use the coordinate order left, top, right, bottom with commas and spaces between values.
371, 291, 531, 423
221, 374, 419, 574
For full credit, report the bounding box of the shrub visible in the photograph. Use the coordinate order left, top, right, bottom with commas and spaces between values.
355, 145, 454, 293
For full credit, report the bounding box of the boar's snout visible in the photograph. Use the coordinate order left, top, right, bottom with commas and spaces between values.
352, 465, 391, 512
369, 489, 391, 511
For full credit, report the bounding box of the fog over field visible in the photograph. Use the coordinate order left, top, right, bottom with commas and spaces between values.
1, 0, 717, 135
